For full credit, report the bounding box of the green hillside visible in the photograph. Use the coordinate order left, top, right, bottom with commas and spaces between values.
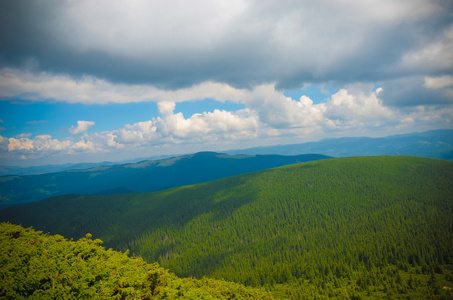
2, 156, 453, 299
0, 223, 272, 299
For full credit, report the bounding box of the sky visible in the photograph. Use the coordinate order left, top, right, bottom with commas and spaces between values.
0, 0, 452, 166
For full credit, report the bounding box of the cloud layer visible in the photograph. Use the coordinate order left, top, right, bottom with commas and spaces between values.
1, 0, 452, 89
2, 83, 451, 162
0, 0, 452, 164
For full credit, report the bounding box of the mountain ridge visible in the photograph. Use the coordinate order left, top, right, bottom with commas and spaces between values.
226, 129, 453, 159
0, 152, 329, 208
1, 129, 451, 177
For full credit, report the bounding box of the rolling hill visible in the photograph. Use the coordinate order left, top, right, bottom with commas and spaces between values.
0, 152, 329, 208
2, 155, 453, 298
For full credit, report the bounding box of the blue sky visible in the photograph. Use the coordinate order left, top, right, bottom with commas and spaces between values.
0, 0, 452, 166
0, 98, 245, 141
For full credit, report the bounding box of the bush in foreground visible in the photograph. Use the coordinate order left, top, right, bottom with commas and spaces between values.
0, 222, 272, 299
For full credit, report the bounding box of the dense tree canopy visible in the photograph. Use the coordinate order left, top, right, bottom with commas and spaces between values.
0, 222, 273, 299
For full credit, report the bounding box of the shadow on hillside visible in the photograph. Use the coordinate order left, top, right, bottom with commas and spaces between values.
0, 174, 260, 255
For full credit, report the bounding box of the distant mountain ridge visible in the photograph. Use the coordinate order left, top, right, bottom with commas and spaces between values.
0, 155, 174, 176
0, 152, 329, 208
0, 161, 118, 177
1, 129, 450, 177
226, 129, 453, 159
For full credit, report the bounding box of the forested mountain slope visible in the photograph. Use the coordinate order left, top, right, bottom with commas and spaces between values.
2, 156, 453, 298
0, 223, 272, 299
0, 152, 328, 208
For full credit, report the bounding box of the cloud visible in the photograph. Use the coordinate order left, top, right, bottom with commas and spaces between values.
7, 137, 33, 151
324, 86, 394, 128
68, 121, 95, 135
0, 134, 100, 159
240, 84, 326, 129
113, 104, 259, 146
401, 24, 453, 74
1, 0, 452, 164
26, 120, 48, 124
0, 68, 247, 104
1, 81, 451, 162
114, 121, 158, 144
4, 67, 448, 123
1, 0, 451, 89
380, 76, 453, 107
158, 102, 176, 115
15, 133, 32, 138
424, 75, 453, 89
155, 107, 259, 140
0, 0, 451, 113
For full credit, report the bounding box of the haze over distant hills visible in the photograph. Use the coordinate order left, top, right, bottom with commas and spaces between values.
0, 152, 328, 209
0, 155, 174, 177
227, 129, 453, 159
0, 129, 451, 177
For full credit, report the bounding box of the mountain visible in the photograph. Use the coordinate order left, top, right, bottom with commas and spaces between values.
0, 161, 117, 177
0, 223, 272, 299
0, 154, 175, 176
0, 152, 329, 208
1, 129, 450, 177
226, 129, 453, 160
2, 156, 452, 298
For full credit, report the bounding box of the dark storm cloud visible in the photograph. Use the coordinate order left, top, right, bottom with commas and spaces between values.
381, 76, 453, 107
1, 0, 452, 93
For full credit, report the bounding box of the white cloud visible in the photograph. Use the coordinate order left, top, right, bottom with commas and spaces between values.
200, 108, 258, 134
0, 68, 248, 104
424, 75, 453, 89
396, 106, 453, 129
68, 120, 95, 135
7, 137, 34, 151
157, 102, 177, 115
0, 134, 101, 158
1, 81, 451, 162
33, 135, 72, 152
114, 121, 158, 144
324, 85, 394, 128
240, 84, 326, 129
144, 104, 259, 142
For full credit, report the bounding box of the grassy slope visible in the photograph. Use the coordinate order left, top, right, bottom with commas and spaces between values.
2, 156, 453, 298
